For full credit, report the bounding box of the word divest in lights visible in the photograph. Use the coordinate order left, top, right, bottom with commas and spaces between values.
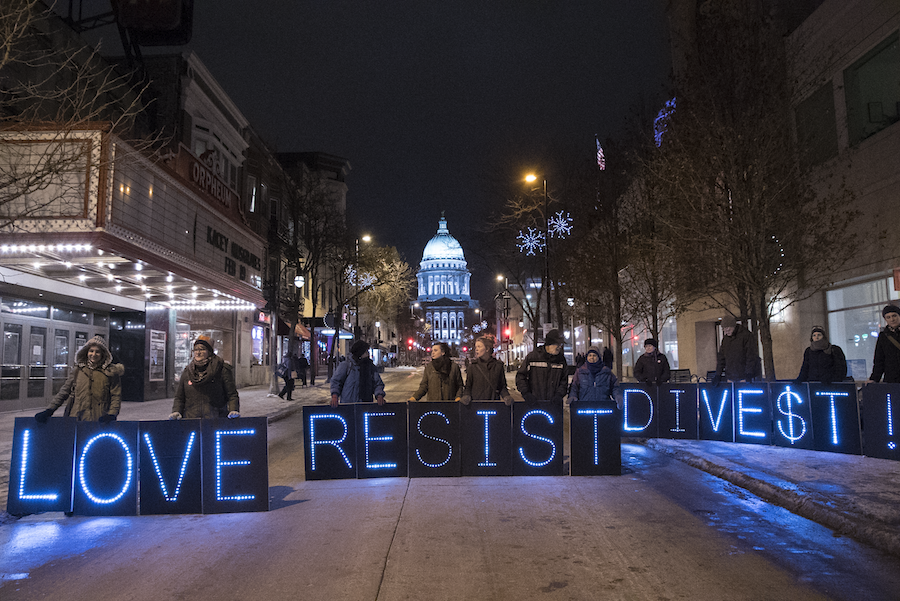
7, 417, 268, 516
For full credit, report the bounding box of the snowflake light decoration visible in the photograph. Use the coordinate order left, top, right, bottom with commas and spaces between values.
517, 227, 546, 255
481, 320, 488, 330
472, 323, 483, 333
548, 211, 573, 238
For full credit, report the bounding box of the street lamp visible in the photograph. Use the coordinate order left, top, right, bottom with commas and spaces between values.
355, 234, 371, 337
525, 173, 551, 339
567, 297, 576, 361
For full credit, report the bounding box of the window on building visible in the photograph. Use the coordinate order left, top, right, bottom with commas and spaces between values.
248, 175, 257, 213
827, 277, 900, 379
844, 32, 900, 145
795, 81, 838, 167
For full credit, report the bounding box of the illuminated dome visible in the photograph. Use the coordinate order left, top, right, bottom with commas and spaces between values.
421, 216, 466, 264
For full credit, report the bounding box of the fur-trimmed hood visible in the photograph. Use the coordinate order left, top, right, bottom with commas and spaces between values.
74, 335, 121, 373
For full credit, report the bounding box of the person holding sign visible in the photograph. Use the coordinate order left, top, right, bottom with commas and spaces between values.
868, 305, 900, 384
794, 326, 847, 385
515, 329, 568, 404
169, 335, 240, 419
330, 339, 385, 407
409, 342, 464, 401
461, 336, 512, 405
633, 338, 671, 385
712, 315, 759, 385
568, 346, 619, 405
35, 335, 124, 423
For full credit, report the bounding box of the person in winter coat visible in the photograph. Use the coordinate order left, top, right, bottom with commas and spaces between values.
460, 337, 513, 405
330, 340, 386, 407
409, 342, 463, 401
602, 347, 614, 369
277, 352, 297, 400
568, 346, 619, 405
868, 304, 900, 384
794, 326, 847, 385
35, 335, 124, 423
169, 335, 240, 420
295, 353, 309, 387
712, 315, 759, 385
515, 329, 568, 404
633, 338, 671, 385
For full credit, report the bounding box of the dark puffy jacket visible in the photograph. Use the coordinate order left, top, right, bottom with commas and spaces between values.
870, 328, 900, 383
172, 355, 239, 418
714, 326, 758, 383
412, 359, 464, 400
463, 356, 511, 401
515, 347, 568, 403
569, 363, 619, 403
796, 345, 847, 384
634, 351, 671, 385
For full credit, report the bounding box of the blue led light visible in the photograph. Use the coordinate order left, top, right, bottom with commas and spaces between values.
78, 432, 133, 505
701, 389, 728, 432
518, 409, 556, 467
576, 408, 613, 465
668, 389, 686, 433
18, 430, 58, 501
623, 389, 653, 432
815, 390, 848, 445
776, 386, 806, 444
309, 414, 352, 470
889, 394, 896, 451
476, 409, 498, 467
363, 412, 397, 469
215, 429, 255, 501
415, 411, 452, 468
143, 431, 196, 502
737, 389, 765, 438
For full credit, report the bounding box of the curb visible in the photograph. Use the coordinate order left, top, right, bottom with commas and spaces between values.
642, 439, 900, 559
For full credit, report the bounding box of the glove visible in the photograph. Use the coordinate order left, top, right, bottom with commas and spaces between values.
227, 411, 240, 419
375, 394, 385, 406
460, 395, 471, 405
408, 396, 416, 402
502, 395, 513, 406
98, 414, 117, 424
168, 412, 182, 420
35, 408, 54, 423
330, 394, 339, 408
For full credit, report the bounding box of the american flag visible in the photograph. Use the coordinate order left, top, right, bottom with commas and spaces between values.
596, 136, 605, 170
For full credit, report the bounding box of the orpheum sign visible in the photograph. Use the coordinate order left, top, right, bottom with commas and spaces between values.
175, 144, 236, 210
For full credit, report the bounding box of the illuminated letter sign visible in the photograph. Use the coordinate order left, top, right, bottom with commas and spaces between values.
460, 402, 512, 476
570, 401, 620, 475
139, 420, 202, 515
408, 402, 460, 477
7, 417, 75, 515
513, 402, 564, 476
356, 404, 408, 479
73, 421, 139, 516
699, 384, 734, 442
808, 383, 861, 455
862, 384, 900, 460
621, 385, 657, 437
734, 386, 771, 445
772, 383, 814, 450
201, 418, 269, 513
658, 384, 698, 439
303, 405, 357, 480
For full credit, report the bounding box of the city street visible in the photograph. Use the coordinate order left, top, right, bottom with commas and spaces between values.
1, 368, 898, 600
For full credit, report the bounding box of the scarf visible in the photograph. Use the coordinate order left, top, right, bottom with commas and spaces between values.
431, 355, 451, 382
358, 357, 376, 401
587, 360, 604, 375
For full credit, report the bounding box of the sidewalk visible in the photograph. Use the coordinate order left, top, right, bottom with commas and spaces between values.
1, 371, 898, 559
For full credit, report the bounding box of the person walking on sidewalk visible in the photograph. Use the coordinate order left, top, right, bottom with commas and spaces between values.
868, 305, 900, 384
568, 346, 619, 406
795, 326, 847, 385
633, 338, 671, 385
409, 342, 463, 401
460, 336, 512, 405
277, 352, 296, 400
169, 335, 240, 420
34, 335, 124, 423
515, 329, 568, 404
296, 353, 309, 387
330, 340, 385, 407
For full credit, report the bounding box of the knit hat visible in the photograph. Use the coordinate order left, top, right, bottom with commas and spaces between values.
883, 305, 900, 318
544, 329, 564, 346
721, 315, 737, 328
811, 325, 826, 338
350, 339, 370, 359
644, 338, 658, 349
586, 346, 601, 360
193, 335, 214, 354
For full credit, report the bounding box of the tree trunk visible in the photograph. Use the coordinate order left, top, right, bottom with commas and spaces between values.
755, 292, 776, 381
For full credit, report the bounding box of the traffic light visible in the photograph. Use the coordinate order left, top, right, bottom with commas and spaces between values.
504, 328, 511, 338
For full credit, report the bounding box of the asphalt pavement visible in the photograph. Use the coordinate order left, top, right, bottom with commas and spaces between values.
1, 368, 898, 559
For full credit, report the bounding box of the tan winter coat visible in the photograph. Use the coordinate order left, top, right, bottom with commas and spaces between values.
48, 336, 124, 421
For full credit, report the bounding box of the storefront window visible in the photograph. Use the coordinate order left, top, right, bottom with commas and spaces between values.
251, 325, 264, 365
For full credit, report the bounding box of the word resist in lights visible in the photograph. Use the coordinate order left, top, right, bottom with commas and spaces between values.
519, 410, 557, 467
416, 411, 452, 468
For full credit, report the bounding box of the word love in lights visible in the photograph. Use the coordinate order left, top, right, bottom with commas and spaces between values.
303, 401, 622, 479
7, 417, 268, 516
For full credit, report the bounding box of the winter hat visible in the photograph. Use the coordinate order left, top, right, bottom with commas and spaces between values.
350, 339, 370, 359
544, 329, 565, 346
883, 305, 900, 318
586, 346, 601, 360
76, 335, 112, 368
193, 335, 215, 354
810, 326, 826, 338
644, 338, 658, 349
721, 315, 737, 329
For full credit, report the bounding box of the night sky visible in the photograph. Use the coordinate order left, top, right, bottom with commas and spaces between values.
89, 1, 672, 301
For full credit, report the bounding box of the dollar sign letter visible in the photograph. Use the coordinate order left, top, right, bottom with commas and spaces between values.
777, 387, 807, 444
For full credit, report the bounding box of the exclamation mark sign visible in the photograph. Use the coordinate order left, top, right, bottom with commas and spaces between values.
888, 394, 896, 450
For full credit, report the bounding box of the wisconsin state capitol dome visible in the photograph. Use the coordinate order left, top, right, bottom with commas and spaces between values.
417, 214, 471, 302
